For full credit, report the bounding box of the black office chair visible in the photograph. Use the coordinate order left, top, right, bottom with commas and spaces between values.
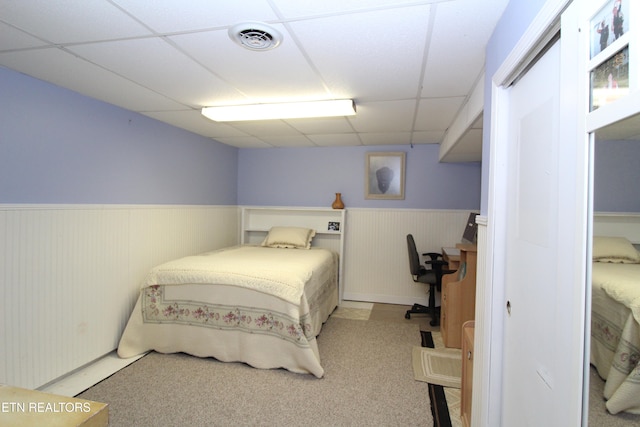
405, 234, 455, 326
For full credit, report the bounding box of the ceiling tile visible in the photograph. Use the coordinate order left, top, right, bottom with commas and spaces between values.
0, 1, 510, 160
307, 133, 362, 147
415, 97, 465, 131
421, 0, 508, 97
0, 22, 47, 51
67, 38, 242, 106
412, 130, 445, 144
349, 100, 415, 133
288, 5, 431, 101
259, 135, 315, 147
113, 0, 279, 33
169, 25, 328, 102
143, 110, 251, 138
359, 132, 412, 146
275, 0, 434, 18
285, 117, 354, 134
0, 0, 151, 43
0, 48, 185, 111
226, 120, 303, 136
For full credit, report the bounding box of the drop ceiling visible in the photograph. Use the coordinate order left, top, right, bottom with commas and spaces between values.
0, 0, 508, 161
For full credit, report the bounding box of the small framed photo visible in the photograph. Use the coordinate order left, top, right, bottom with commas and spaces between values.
365, 152, 406, 200
327, 221, 341, 232
590, 45, 629, 110
590, 0, 628, 58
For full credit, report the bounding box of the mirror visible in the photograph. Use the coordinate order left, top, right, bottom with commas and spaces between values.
595, 113, 640, 140
589, 111, 640, 424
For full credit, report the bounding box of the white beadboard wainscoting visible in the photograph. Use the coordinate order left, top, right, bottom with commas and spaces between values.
593, 212, 640, 243
0, 204, 238, 391
1, 205, 475, 393
342, 208, 474, 305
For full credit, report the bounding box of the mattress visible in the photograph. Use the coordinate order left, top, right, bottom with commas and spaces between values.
591, 262, 640, 414
118, 245, 339, 378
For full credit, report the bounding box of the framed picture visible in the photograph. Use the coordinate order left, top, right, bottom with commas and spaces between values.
590, 45, 629, 110
589, 0, 628, 58
365, 152, 406, 200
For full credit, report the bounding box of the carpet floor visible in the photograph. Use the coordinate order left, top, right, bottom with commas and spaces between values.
76, 302, 640, 425
77, 307, 431, 426
588, 365, 640, 426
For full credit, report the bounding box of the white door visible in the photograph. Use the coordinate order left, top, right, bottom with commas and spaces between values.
501, 38, 580, 426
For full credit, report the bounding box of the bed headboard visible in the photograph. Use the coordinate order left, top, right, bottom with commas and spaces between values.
593, 212, 640, 244
241, 206, 346, 301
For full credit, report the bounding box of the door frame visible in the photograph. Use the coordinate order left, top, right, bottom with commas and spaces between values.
482, 0, 588, 425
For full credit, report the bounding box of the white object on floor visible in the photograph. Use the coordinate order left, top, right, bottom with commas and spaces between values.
339, 300, 374, 309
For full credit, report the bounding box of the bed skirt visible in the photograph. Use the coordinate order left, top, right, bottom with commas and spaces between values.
118, 281, 338, 378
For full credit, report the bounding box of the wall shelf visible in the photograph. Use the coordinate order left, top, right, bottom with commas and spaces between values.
240, 206, 346, 302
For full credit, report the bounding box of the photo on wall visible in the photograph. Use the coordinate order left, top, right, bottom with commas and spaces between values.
590, 45, 629, 110
590, 0, 628, 58
365, 152, 406, 200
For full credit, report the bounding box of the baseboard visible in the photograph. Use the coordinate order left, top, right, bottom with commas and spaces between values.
38, 351, 145, 397
342, 292, 430, 306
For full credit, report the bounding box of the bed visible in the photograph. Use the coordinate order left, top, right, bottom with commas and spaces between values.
590, 236, 640, 414
118, 214, 344, 378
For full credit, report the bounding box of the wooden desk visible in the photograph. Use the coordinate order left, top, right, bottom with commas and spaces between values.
441, 243, 477, 348
442, 247, 461, 271
461, 321, 475, 427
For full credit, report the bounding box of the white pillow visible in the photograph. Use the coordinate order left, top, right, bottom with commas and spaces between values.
592, 236, 640, 263
261, 226, 316, 249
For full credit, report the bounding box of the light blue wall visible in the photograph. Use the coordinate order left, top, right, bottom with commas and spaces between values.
481, 0, 549, 215
238, 145, 481, 209
0, 67, 237, 205
1, 66, 480, 209
594, 139, 640, 212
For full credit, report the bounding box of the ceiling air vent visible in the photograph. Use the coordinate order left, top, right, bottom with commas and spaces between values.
229, 22, 282, 51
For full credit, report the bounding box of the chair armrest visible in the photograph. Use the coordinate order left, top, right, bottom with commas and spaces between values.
425, 260, 456, 275
424, 259, 448, 267
422, 252, 443, 260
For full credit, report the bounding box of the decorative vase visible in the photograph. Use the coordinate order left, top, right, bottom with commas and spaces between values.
331, 193, 345, 209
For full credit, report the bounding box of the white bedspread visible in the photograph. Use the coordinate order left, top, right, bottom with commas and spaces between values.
592, 263, 640, 324
143, 245, 333, 304
118, 245, 339, 378
591, 262, 640, 414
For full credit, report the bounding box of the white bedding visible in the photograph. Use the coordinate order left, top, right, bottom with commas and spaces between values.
118, 245, 338, 378
142, 245, 332, 304
591, 262, 640, 414
593, 263, 640, 324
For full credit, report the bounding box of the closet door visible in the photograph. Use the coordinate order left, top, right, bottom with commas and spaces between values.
500, 37, 582, 426
487, 2, 593, 425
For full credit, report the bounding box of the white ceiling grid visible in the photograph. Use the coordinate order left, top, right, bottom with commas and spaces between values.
0, 0, 510, 160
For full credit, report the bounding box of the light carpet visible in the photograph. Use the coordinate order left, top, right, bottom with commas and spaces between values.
77, 315, 431, 426
412, 346, 462, 388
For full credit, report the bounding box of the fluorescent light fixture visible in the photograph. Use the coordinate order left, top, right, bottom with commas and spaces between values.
201, 99, 356, 122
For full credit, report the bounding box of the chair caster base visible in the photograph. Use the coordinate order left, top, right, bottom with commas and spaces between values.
405, 304, 440, 325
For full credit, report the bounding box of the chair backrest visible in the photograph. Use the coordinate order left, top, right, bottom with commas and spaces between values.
406, 234, 422, 276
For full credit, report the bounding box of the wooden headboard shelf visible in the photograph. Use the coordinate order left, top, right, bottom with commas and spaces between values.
240, 206, 346, 301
